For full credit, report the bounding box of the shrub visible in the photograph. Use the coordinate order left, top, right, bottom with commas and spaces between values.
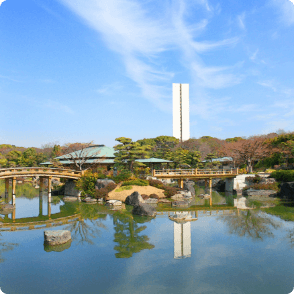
121, 179, 149, 186
75, 170, 98, 197
148, 179, 164, 189
113, 170, 132, 183
149, 193, 159, 199
271, 170, 294, 182
163, 186, 179, 197
95, 183, 117, 200
141, 194, 149, 200
251, 182, 279, 191
246, 174, 262, 184
115, 185, 132, 192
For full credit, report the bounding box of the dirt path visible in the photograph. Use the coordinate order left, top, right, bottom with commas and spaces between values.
107, 185, 165, 202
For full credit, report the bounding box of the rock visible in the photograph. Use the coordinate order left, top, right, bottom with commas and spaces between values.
0, 204, 14, 210
64, 180, 81, 197
97, 198, 104, 203
125, 191, 145, 206
82, 197, 97, 203
171, 194, 184, 200
144, 198, 158, 204
279, 182, 294, 200
213, 179, 226, 192
172, 201, 189, 208
106, 200, 122, 206
260, 178, 276, 185
95, 179, 115, 189
132, 204, 156, 217
184, 181, 195, 196
63, 196, 79, 202
44, 230, 71, 246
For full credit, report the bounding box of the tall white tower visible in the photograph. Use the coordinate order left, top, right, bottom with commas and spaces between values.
173, 83, 190, 141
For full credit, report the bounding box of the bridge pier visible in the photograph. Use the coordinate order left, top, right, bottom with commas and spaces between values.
5, 178, 9, 199
48, 201, 51, 219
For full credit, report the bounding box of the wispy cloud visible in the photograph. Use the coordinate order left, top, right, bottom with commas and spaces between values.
58, 0, 241, 111
42, 99, 74, 114
237, 12, 246, 30
0, 0, 6, 7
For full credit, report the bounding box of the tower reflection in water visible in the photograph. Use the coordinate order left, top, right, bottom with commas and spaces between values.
169, 212, 197, 259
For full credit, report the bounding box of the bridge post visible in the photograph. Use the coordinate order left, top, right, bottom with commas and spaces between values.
39, 177, 44, 193
5, 178, 9, 199
12, 177, 16, 206
177, 179, 184, 189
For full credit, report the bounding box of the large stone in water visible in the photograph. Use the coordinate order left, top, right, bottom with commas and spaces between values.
183, 181, 196, 196
44, 230, 71, 246
278, 182, 294, 200
125, 191, 145, 206
132, 204, 156, 217
64, 180, 81, 197
44, 240, 72, 252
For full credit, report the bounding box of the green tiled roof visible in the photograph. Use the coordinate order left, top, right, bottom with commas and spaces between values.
56, 145, 115, 160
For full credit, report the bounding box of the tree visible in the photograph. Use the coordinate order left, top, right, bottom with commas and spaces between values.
19, 148, 46, 167
221, 136, 271, 172
114, 137, 151, 172
6, 150, 22, 167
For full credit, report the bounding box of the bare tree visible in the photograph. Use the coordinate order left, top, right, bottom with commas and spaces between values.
59, 142, 105, 171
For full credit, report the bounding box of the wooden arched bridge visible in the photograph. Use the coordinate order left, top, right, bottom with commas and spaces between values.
0, 167, 83, 206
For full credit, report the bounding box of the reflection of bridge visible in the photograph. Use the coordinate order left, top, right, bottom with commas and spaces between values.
0, 167, 83, 205
153, 168, 239, 189
0, 214, 80, 232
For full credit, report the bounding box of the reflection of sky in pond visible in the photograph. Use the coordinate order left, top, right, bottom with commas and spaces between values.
1, 195, 64, 219
1, 210, 294, 293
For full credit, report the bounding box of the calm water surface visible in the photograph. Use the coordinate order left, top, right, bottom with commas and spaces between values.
1, 185, 294, 294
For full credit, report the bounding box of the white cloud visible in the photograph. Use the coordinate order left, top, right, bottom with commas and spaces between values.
0, 0, 6, 7
58, 0, 241, 111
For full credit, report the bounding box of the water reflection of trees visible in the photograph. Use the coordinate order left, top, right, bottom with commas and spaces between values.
112, 211, 154, 258
220, 210, 281, 240
65, 203, 107, 245
0, 233, 18, 263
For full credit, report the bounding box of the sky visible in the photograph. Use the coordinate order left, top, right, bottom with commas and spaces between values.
0, 0, 294, 148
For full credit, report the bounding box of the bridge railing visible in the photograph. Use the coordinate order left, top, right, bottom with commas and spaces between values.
153, 168, 238, 177
0, 167, 83, 178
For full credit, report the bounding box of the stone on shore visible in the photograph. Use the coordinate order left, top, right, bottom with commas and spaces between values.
82, 197, 97, 203
44, 230, 71, 246
243, 188, 277, 197
125, 191, 145, 206
278, 182, 294, 200
106, 200, 122, 206
63, 196, 79, 202
132, 204, 156, 217
183, 181, 195, 196
64, 180, 81, 197
144, 198, 158, 204
95, 179, 116, 189
172, 201, 189, 208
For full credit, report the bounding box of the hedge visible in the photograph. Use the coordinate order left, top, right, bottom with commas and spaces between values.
270, 170, 294, 182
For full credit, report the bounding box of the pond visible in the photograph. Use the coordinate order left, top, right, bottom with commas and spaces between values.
1, 184, 294, 294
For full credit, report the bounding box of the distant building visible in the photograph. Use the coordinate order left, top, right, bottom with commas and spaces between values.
173, 83, 190, 142
40, 145, 172, 170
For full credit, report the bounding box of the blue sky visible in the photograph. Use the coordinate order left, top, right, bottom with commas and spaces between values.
0, 0, 294, 148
